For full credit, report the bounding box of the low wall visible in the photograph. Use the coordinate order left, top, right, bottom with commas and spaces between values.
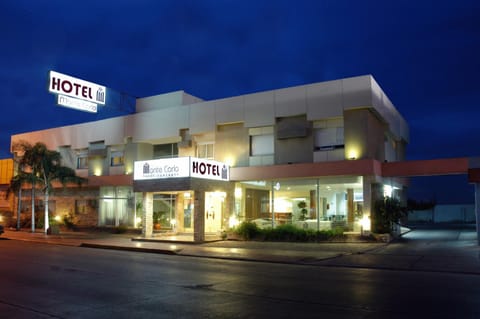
408, 204, 475, 223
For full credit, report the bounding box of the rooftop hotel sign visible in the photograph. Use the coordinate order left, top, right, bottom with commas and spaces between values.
134, 157, 229, 182
48, 71, 106, 113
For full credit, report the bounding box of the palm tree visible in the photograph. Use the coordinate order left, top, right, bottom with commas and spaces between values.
7, 171, 30, 230
11, 141, 42, 232
33, 143, 87, 233
12, 141, 87, 233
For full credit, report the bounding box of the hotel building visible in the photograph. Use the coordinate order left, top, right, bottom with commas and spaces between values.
10, 75, 409, 242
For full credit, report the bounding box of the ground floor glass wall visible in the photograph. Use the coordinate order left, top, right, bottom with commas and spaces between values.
142, 190, 226, 235
99, 186, 136, 227
234, 176, 364, 232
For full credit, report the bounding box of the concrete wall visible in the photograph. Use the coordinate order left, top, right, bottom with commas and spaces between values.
215, 123, 249, 167
275, 115, 313, 164
408, 204, 476, 223
344, 109, 387, 161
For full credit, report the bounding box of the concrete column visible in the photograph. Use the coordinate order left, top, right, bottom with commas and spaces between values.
143, 192, 153, 238
363, 176, 372, 219
347, 188, 354, 226
193, 190, 205, 243
475, 183, 480, 245
176, 192, 185, 233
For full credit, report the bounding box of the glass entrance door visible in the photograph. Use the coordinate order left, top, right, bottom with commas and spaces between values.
205, 191, 225, 233
153, 193, 176, 230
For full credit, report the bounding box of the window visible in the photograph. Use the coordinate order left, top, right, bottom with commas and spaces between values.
249, 127, 274, 156
197, 143, 214, 159
77, 155, 88, 169
154, 143, 178, 159
110, 151, 124, 166
250, 134, 274, 156
314, 127, 344, 151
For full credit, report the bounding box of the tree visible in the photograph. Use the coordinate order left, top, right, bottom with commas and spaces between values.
373, 196, 407, 234
11, 141, 87, 233
7, 171, 29, 230
10, 141, 42, 232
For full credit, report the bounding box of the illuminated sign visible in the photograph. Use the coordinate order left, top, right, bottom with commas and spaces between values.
57, 95, 98, 113
134, 157, 229, 181
48, 70, 106, 113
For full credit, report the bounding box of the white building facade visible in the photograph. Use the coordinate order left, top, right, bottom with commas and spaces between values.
11, 75, 409, 242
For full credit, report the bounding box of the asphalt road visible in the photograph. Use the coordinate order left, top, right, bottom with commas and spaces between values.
1, 235, 480, 319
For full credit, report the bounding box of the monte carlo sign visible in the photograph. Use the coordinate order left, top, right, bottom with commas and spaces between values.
134, 157, 229, 182
48, 71, 106, 113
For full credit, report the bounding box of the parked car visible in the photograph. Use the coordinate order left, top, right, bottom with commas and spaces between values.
0, 224, 4, 235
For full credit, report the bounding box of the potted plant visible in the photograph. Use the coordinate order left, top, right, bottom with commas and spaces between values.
153, 211, 161, 230
297, 201, 308, 221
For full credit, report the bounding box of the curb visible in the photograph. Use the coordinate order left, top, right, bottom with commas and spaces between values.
80, 242, 181, 255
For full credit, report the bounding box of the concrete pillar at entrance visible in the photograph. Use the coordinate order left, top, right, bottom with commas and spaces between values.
176, 192, 185, 233
475, 183, 480, 245
363, 176, 373, 228
194, 190, 205, 243
143, 192, 153, 238
347, 189, 354, 226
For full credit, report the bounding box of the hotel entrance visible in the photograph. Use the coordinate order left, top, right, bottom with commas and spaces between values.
134, 157, 233, 242
152, 191, 194, 233
205, 191, 226, 233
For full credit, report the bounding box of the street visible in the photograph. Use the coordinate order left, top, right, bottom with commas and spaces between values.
1, 234, 480, 319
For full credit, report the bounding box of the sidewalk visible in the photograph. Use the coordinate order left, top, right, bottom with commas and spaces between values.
2, 228, 480, 275
1, 228, 385, 263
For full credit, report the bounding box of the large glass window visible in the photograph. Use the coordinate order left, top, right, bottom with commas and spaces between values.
99, 186, 134, 226
235, 176, 364, 232
153, 193, 176, 229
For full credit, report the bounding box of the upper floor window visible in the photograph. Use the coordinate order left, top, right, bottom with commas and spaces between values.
197, 142, 214, 159
76, 148, 89, 169
314, 127, 344, 151
154, 143, 179, 159
110, 151, 124, 166
77, 155, 88, 169
250, 135, 274, 156
249, 126, 274, 156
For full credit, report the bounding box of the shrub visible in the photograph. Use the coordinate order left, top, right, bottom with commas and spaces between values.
373, 197, 407, 234
62, 214, 77, 231
234, 221, 346, 242
234, 221, 259, 240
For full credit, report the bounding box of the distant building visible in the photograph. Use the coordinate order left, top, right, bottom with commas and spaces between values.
10, 75, 410, 241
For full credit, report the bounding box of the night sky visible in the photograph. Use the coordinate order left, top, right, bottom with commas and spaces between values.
1, 0, 479, 203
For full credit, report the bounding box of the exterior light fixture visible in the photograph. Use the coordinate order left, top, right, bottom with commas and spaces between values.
229, 215, 239, 228
360, 215, 371, 235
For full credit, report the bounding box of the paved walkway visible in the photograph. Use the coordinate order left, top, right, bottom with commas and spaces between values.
2, 227, 480, 274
